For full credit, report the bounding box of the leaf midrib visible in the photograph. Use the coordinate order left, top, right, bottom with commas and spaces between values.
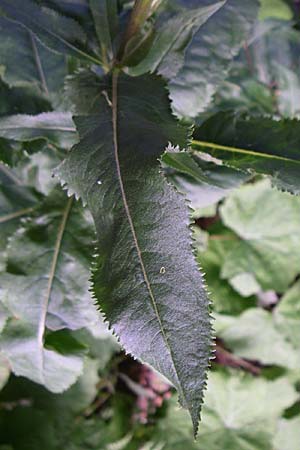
192, 139, 300, 164
111, 71, 184, 399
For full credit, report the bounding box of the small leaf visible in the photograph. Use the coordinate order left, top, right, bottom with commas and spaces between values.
57, 70, 212, 435
0, 112, 77, 151
89, 0, 118, 62
193, 111, 300, 194
0, 188, 99, 392
162, 150, 250, 209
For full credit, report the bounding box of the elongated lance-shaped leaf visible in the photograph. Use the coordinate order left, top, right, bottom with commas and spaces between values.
0, 112, 77, 151
193, 111, 300, 195
0, 16, 67, 98
169, 0, 259, 118
0, 187, 99, 392
57, 70, 212, 435
89, 0, 118, 63
162, 150, 250, 209
128, 2, 225, 77
0, 0, 101, 65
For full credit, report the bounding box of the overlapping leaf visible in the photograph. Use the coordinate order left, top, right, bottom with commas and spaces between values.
0, 188, 99, 392
0, 16, 67, 98
57, 70, 212, 435
128, 2, 225, 77
0, 0, 100, 64
162, 150, 250, 209
0, 112, 77, 151
169, 0, 259, 118
193, 111, 300, 194
220, 180, 300, 292
150, 370, 298, 450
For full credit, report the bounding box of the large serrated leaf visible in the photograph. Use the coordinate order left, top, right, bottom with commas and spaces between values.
57, 70, 212, 435
0, 188, 99, 392
193, 111, 300, 195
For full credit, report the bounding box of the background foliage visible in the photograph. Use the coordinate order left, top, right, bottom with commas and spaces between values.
0, 0, 300, 449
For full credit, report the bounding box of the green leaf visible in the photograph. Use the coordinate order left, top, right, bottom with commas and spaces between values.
0, 112, 77, 151
275, 280, 300, 348
0, 78, 51, 117
0, 0, 101, 65
162, 150, 250, 209
220, 180, 300, 292
198, 239, 256, 315
0, 354, 10, 390
193, 111, 300, 194
89, 0, 118, 63
0, 164, 40, 251
0, 188, 99, 392
218, 308, 300, 369
259, 0, 293, 21
0, 16, 67, 98
128, 2, 225, 77
274, 417, 300, 450
151, 370, 298, 450
57, 70, 212, 436
169, 0, 260, 118
0, 358, 101, 449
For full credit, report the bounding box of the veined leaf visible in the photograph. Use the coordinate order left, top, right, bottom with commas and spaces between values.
57, 70, 212, 435
152, 371, 298, 450
193, 111, 300, 194
162, 150, 250, 209
0, 17, 67, 98
0, 188, 99, 392
0, 0, 101, 65
169, 0, 259, 118
128, 2, 225, 77
0, 112, 77, 151
220, 180, 300, 293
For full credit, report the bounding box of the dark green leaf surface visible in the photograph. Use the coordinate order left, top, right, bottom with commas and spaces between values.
169, 0, 259, 118
0, 0, 100, 64
0, 188, 99, 392
0, 164, 40, 250
0, 17, 67, 98
0, 112, 77, 150
193, 111, 300, 194
57, 70, 212, 435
